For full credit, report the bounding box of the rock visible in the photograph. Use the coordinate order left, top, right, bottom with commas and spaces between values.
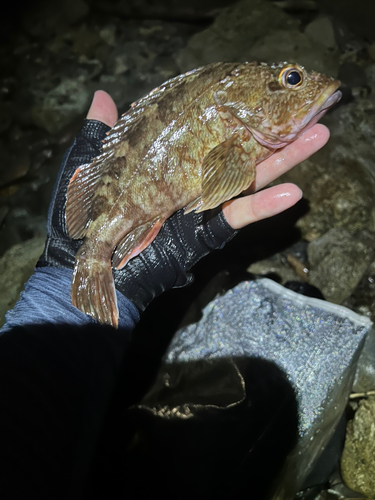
0, 102, 13, 135
94, 0, 233, 19
369, 43, 375, 61
279, 97, 375, 241
76, 56, 104, 81
344, 259, 375, 323
96, 69, 169, 112
176, 0, 338, 76
0, 206, 8, 227
247, 241, 311, 285
99, 25, 116, 46
338, 62, 368, 89
106, 41, 157, 75
353, 327, 375, 394
176, 0, 300, 71
280, 153, 375, 242
0, 203, 48, 257
153, 56, 180, 80
307, 228, 374, 304
304, 17, 338, 51
22, 0, 89, 38
245, 28, 339, 76
365, 62, 375, 94
0, 142, 30, 188
341, 397, 375, 498
316, 0, 375, 43
0, 236, 45, 327
30, 79, 91, 135
247, 255, 301, 284
70, 25, 104, 58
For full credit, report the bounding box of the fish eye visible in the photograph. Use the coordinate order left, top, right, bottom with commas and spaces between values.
279, 65, 304, 89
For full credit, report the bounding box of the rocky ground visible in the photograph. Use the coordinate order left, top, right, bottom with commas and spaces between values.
1, 0, 375, 498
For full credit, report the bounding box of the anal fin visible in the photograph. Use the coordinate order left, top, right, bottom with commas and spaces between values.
112, 216, 165, 269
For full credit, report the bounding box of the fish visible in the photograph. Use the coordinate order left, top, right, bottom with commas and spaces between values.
65, 61, 341, 327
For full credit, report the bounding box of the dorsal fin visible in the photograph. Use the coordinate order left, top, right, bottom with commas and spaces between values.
65, 150, 114, 239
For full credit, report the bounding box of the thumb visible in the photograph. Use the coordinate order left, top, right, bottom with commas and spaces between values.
86, 90, 118, 127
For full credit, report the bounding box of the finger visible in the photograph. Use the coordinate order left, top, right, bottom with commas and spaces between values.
223, 183, 303, 230
254, 124, 329, 191
86, 90, 118, 127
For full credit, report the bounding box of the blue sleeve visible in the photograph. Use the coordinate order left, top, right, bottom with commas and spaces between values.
0, 266, 140, 497
1, 266, 140, 334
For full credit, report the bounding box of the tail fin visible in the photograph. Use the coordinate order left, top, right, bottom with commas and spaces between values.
71, 248, 118, 328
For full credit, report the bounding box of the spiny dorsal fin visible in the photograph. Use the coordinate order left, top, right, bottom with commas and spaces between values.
195, 135, 256, 213
65, 151, 115, 239
66, 163, 101, 239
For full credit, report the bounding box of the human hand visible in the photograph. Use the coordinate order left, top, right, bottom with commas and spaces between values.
38, 90, 329, 320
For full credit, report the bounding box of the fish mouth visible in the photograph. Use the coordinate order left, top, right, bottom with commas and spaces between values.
293, 83, 342, 135
249, 82, 342, 150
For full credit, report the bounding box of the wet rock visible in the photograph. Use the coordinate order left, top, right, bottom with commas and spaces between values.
316, 0, 375, 43
0, 101, 13, 135
365, 62, 375, 94
106, 40, 157, 75
176, 0, 338, 75
153, 56, 180, 80
30, 79, 91, 135
307, 228, 374, 304
94, 0, 232, 19
344, 259, 375, 323
341, 397, 375, 498
0, 204, 47, 257
353, 327, 375, 394
281, 155, 375, 242
338, 62, 368, 89
247, 254, 302, 285
304, 17, 338, 51
176, 0, 300, 71
70, 25, 104, 58
279, 97, 375, 241
22, 0, 89, 38
0, 142, 30, 188
0, 125, 37, 188
369, 43, 375, 61
339, 39, 369, 69
99, 25, 116, 47
0, 206, 8, 227
245, 28, 339, 76
76, 56, 104, 81
0, 236, 45, 327
96, 73, 166, 112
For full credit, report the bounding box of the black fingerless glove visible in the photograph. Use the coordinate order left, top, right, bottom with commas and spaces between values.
37, 119, 237, 312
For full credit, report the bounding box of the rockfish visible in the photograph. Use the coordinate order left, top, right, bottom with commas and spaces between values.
65, 62, 341, 327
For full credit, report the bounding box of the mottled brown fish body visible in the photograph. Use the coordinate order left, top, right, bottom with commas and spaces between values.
65, 61, 341, 327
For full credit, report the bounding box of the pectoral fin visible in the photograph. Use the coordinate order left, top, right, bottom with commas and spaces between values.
195, 136, 256, 213
184, 196, 203, 214
112, 216, 165, 269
